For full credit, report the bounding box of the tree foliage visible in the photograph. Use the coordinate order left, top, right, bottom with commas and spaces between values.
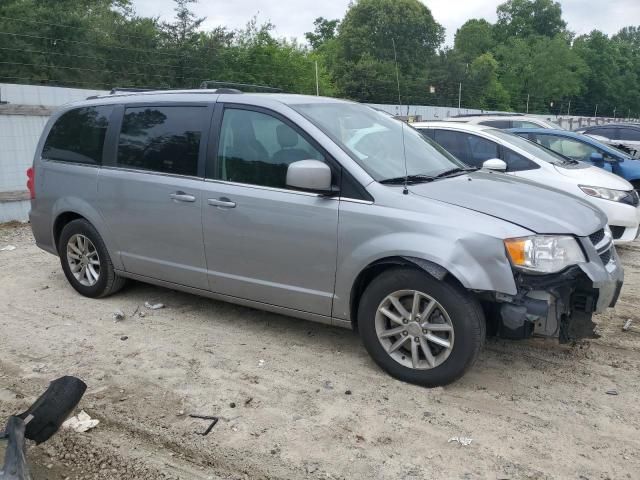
0, 0, 639, 116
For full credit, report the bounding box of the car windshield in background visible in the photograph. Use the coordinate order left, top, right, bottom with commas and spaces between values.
291, 102, 466, 182
490, 129, 574, 166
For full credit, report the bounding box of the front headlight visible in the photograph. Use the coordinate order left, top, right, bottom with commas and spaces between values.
504, 235, 585, 274
579, 185, 630, 203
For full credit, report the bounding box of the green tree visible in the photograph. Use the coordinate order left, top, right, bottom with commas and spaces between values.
495, 0, 567, 41
305, 17, 340, 50
331, 0, 444, 102
454, 19, 495, 62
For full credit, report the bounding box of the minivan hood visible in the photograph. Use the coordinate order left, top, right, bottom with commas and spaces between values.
553, 163, 633, 190
409, 171, 605, 236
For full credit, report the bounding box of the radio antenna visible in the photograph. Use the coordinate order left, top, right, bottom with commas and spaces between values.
390, 37, 408, 194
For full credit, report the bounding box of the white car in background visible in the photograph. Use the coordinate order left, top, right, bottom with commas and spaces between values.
444, 114, 560, 129
412, 122, 640, 244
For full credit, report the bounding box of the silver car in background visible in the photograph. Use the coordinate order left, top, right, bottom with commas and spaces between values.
28, 91, 623, 386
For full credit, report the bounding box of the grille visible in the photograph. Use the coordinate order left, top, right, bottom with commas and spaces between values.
599, 249, 612, 265
589, 229, 605, 245
610, 225, 626, 240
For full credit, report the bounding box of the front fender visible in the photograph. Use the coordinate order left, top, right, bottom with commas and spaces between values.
332, 231, 517, 321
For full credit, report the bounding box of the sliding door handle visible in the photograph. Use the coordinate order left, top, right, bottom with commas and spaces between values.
207, 198, 236, 208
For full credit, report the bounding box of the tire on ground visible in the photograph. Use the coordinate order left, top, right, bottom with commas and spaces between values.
58, 219, 126, 298
358, 267, 485, 387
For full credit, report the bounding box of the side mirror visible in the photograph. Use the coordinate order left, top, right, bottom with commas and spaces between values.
590, 152, 605, 163
482, 158, 507, 172
286, 160, 334, 194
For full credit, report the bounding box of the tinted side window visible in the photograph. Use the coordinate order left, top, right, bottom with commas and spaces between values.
216, 108, 325, 188
478, 120, 511, 129
433, 130, 498, 168
43, 106, 113, 165
618, 128, 640, 141
117, 106, 206, 176
433, 129, 472, 164
534, 135, 598, 161
503, 148, 539, 172
586, 127, 617, 139
512, 120, 542, 128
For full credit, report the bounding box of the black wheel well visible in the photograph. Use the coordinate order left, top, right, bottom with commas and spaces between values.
349, 256, 464, 331
53, 212, 85, 251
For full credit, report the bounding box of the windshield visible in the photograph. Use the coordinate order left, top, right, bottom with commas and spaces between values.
291, 102, 466, 181
489, 129, 573, 166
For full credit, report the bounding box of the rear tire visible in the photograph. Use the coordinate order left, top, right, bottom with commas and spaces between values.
58, 219, 126, 298
358, 267, 485, 387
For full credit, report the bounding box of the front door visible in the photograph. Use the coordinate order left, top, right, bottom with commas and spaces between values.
201, 105, 339, 316
98, 104, 211, 290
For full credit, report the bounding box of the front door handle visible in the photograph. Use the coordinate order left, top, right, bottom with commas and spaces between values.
169, 191, 196, 202
208, 197, 236, 208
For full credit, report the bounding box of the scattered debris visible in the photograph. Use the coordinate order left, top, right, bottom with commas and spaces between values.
120, 336, 128, 341
448, 436, 473, 446
131, 305, 140, 317
622, 319, 633, 331
177, 410, 185, 416
32, 363, 47, 373
0, 245, 16, 251
112, 309, 125, 322
323, 380, 334, 390
606, 389, 619, 396
144, 302, 165, 310
189, 414, 219, 436
345, 390, 352, 395
229, 402, 236, 408
138, 311, 146, 318
62, 410, 99, 433
258, 359, 265, 367
244, 397, 253, 406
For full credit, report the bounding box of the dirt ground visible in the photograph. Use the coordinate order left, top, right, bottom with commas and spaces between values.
1, 222, 639, 480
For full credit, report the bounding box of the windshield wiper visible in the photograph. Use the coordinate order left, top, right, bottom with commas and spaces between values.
380, 174, 435, 185
434, 167, 478, 178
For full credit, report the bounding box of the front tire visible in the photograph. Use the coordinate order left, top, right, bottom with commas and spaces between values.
358, 268, 485, 387
58, 219, 126, 298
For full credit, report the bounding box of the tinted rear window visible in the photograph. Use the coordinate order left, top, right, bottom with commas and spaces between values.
43, 106, 113, 165
117, 106, 207, 176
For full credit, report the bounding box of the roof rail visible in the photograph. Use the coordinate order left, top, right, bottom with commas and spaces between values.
453, 112, 524, 118
199, 80, 282, 93
109, 87, 156, 94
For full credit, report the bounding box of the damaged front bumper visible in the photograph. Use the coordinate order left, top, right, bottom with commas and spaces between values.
493, 232, 624, 343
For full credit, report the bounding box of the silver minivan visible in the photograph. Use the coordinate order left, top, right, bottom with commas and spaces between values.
28, 90, 623, 386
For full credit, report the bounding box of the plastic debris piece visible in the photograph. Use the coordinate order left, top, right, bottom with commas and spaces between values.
606, 389, 619, 395
622, 319, 633, 331
112, 310, 125, 322
448, 436, 473, 446
0, 245, 16, 251
62, 410, 99, 433
258, 359, 265, 367
144, 302, 165, 310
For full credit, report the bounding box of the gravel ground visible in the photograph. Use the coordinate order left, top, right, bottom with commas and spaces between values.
1, 222, 639, 480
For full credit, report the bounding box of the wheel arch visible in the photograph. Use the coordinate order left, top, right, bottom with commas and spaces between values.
348, 256, 465, 332
50, 198, 123, 270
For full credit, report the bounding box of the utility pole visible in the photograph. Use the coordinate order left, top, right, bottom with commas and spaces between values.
458, 82, 462, 111
594, 104, 598, 118
526, 94, 530, 114
567, 99, 571, 116
391, 38, 402, 105
314, 61, 319, 96
613, 107, 617, 119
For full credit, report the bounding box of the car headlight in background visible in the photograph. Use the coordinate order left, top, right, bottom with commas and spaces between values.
504, 235, 585, 274
579, 185, 634, 204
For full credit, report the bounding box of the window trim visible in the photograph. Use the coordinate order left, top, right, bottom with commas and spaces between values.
208, 102, 373, 202
105, 102, 214, 179
42, 104, 116, 167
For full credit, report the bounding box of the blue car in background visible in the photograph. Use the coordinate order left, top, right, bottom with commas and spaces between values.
511, 128, 640, 190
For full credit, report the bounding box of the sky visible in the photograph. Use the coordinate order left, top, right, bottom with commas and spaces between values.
131, 0, 640, 46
